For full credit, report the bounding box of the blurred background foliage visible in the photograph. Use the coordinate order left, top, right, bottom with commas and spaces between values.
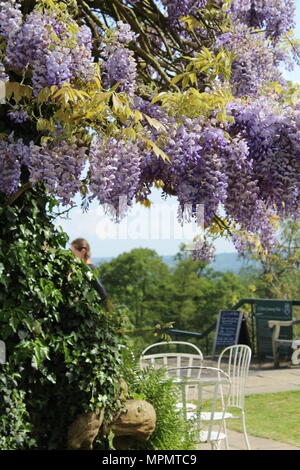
97, 217, 300, 353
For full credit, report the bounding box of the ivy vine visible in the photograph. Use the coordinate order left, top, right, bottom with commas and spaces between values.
0, 185, 124, 449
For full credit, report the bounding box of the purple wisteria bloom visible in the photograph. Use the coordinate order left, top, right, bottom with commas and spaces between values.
3, 7, 95, 96
89, 136, 141, 219
0, 136, 25, 194
229, 0, 296, 40
29, 142, 87, 205
161, 0, 207, 20
215, 23, 285, 97
101, 23, 137, 95
0, 0, 22, 40
8, 106, 29, 123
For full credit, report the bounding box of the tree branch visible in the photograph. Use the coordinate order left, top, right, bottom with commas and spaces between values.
78, 0, 107, 31
2, 182, 33, 208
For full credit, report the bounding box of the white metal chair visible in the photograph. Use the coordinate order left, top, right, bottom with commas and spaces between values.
140, 341, 203, 375
168, 366, 232, 450
216, 344, 252, 450
140, 341, 204, 413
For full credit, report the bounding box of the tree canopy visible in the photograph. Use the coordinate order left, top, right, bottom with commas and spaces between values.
0, 0, 300, 260
98, 246, 251, 352
244, 218, 300, 299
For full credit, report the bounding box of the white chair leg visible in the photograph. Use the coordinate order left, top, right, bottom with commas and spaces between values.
211, 441, 221, 450
241, 411, 251, 450
223, 419, 230, 450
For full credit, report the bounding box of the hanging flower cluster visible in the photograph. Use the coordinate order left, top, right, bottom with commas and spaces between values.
0, 0, 299, 260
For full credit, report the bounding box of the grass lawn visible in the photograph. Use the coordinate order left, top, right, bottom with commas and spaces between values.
226, 391, 300, 446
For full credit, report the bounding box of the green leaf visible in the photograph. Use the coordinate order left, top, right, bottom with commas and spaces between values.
170, 73, 186, 85
112, 93, 123, 112
143, 114, 166, 131
147, 140, 170, 162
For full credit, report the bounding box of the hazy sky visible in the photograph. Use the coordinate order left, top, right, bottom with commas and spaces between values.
55, 7, 300, 258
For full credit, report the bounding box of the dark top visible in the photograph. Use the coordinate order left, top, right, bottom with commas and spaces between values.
87, 263, 108, 302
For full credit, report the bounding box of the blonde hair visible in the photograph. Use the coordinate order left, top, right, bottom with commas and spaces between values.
71, 238, 91, 262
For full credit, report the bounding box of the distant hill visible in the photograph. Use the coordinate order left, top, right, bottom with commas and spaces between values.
93, 252, 259, 273
162, 252, 259, 273
210, 252, 259, 273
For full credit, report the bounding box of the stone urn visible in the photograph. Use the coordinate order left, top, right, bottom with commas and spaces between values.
67, 379, 156, 450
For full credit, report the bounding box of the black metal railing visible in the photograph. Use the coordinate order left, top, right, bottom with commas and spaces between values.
166, 298, 300, 356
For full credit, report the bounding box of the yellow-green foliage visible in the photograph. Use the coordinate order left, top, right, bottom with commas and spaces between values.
152, 86, 233, 122
171, 47, 236, 88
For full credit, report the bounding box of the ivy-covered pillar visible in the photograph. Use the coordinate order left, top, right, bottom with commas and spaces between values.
0, 187, 123, 449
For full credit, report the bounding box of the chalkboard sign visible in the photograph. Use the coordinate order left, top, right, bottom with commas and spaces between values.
212, 310, 243, 355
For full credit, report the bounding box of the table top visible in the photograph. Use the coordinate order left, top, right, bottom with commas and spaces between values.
171, 376, 230, 386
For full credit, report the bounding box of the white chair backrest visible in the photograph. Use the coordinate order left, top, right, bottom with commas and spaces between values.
217, 344, 251, 409
140, 341, 203, 377
169, 366, 231, 443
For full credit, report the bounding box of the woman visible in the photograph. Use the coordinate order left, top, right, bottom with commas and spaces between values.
70, 238, 108, 302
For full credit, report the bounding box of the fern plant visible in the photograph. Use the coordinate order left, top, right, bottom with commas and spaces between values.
116, 349, 197, 451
